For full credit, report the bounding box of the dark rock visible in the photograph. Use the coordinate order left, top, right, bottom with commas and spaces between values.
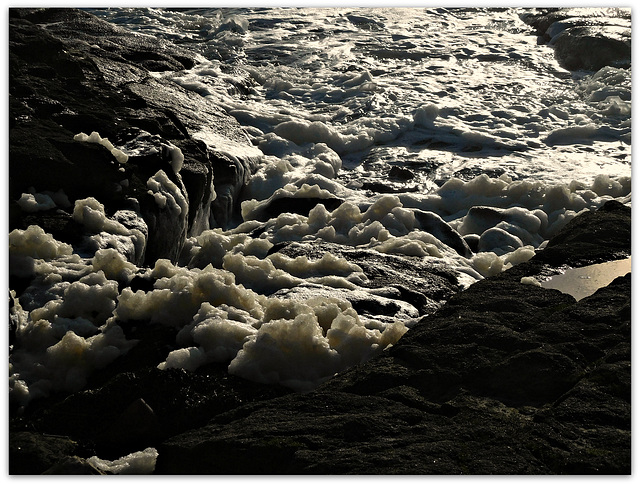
521, 8, 631, 71
534, 199, 631, 266
32, 365, 291, 460
43, 456, 106, 475
9, 431, 80, 475
17, 209, 85, 248
389, 165, 414, 180
413, 209, 473, 257
97, 398, 161, 451
9, 8, 260, 263
551, 25, 631, 71
463, 233, 480, 253
257, 196, 344, 222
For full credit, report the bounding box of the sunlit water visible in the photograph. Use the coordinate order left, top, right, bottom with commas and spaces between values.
541, 257, 631, 301
92, 7, 631, 188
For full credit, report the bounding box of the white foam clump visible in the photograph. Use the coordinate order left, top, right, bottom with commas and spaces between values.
74, 197, 129, 234
92, 248, 137, 281
74, 131, 128, 163
9, 225, 75, 278
221, 253, 303, 294
403, 173, 630, 239
159, 294, 407, 391
17, 192, 56, 212
9, 233, 138, 406
146, 170, 188, 216
73, 197, 147, 263
470, 245, 537, 278
10, 321, 134, 405
240, 155, 296, 202
228, 297, 407, 391
274, 119, 372, 155
129, 259, 405, 391
164, 143, 185, 173
308, 142, 343, 178
222, 251, 366, 294
160, 302, 258, 369
16, 188, 72, 213
29, 271, 119, 324
184, 226, 273, 269
87, 448, 158, 475
578, 66, 631, 130
544, 123, 600, 146
374, 231, 444, 258
245, 192, 459, 258
520, 276, 542, 287
115, 259, 266, 326
241, 182, 336, 221
414, 103, 440, 127
9, 225, 73, 261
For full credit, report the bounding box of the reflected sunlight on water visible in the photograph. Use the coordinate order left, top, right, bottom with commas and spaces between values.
541, 257, 631, 300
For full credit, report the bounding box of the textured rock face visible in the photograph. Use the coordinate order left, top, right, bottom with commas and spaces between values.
9, 8, 259, 264
10, 201, 631, 475
521, 8, 631, 71
154, 203, 631, 474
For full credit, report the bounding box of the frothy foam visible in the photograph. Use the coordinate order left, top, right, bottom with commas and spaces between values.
10, 7, 631, 404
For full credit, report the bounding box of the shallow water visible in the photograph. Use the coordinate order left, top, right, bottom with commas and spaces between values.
541, 257, 631, 301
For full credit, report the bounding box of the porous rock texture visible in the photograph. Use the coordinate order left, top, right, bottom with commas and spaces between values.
10, 202, 631, 475
9, 8, 260, 266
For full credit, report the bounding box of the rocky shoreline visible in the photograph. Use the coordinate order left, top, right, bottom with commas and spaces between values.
8, 8, 631, 475
9, 200, 631, 474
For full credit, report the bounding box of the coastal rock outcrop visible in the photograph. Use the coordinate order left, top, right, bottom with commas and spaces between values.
521, 8, 631, 71
10, 201, 631, 475
9, 8, 260, 264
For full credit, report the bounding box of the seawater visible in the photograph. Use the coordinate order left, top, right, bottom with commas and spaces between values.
10, 7, 632, 404
541, 257, 632, 301
91, 7, 631, 187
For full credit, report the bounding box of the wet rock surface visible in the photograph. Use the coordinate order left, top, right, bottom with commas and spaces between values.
9, 8, 258, 264
521, 8, 631, 71
10, 200, 631, 475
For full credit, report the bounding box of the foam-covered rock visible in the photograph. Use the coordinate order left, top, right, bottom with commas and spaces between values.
155, 202, 631, 474
9, 8, 261, 263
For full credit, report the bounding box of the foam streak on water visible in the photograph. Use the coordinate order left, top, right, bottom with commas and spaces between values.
92, 7, 631, 186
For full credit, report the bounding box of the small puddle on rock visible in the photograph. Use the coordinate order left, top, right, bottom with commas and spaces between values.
541, 257, 631, 301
